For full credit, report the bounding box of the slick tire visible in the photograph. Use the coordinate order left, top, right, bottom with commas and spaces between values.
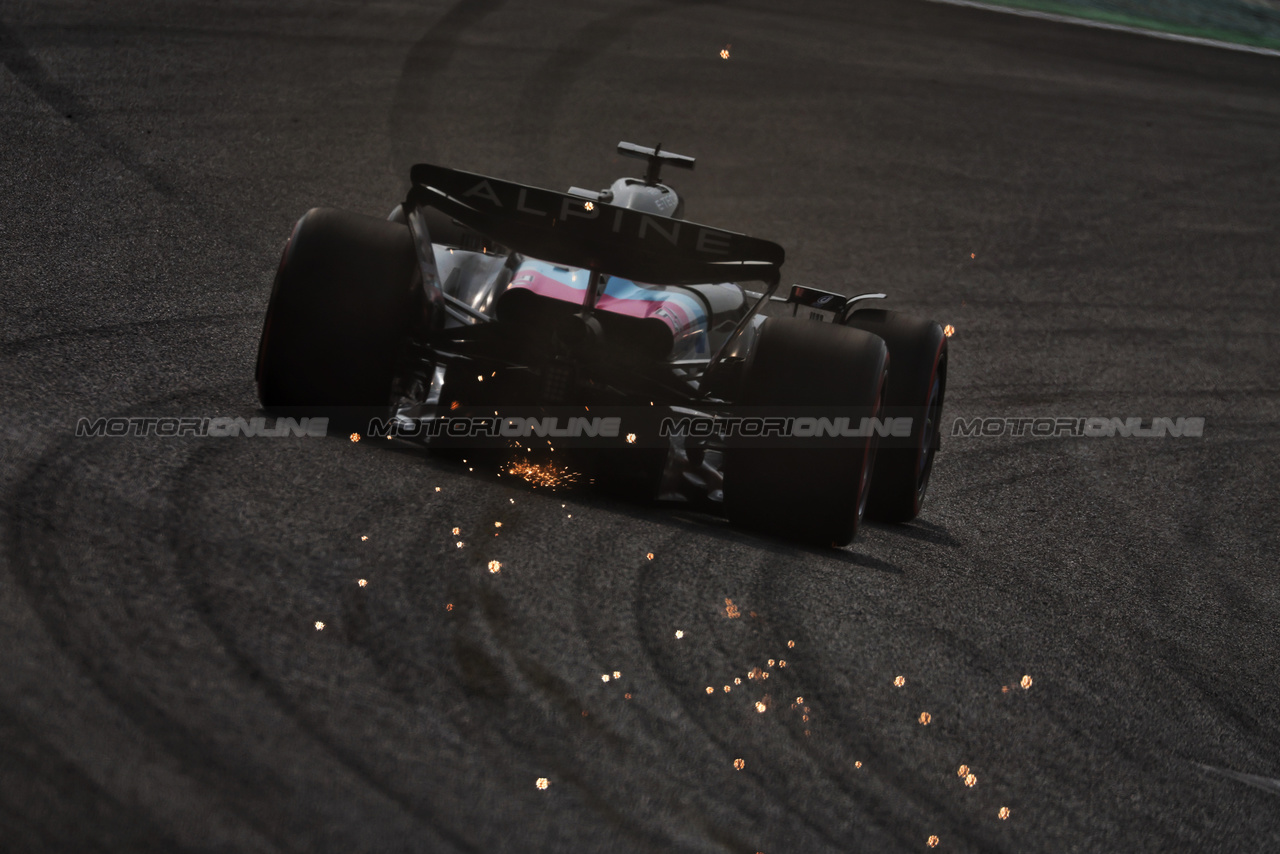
844, 309, 947, 523
723, 317, 888, 547
256, 208, 417, 418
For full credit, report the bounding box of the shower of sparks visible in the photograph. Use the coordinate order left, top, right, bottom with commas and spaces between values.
964, 773, 977, 788
349, 433, 360, 442
894, 675, 906, 687
944, 324, 955, 337
919, 712, 932, 725
720, 44, 731, 59
358, 579, 367, 587
927, 836, 940, 848
755, 701, 767, 713
998, 806, 1011, 820
724, 599, 741, 618
535, 777, 550, 790
314, 621, 325, 630
957, 765, 969, 777
507, 458, 579, 488
733, 758, 745, 770
675, 630, 684, 639
1021, 674, 1033, 689
488, 560, 501, 574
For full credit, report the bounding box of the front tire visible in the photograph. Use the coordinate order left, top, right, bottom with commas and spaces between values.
723, 317, 889, 547
256, 208, 418, 413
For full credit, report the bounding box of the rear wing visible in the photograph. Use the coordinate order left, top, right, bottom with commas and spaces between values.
406, 162, 784, 286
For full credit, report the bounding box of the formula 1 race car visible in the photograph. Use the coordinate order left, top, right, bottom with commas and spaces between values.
256, 143, 947, 546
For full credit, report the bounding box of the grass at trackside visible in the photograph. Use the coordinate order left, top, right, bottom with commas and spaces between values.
971, 0, 1280, 51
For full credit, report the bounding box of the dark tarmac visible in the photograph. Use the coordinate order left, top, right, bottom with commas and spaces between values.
2, 1, 1278, 850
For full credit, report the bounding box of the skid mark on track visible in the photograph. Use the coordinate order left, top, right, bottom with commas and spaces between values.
0, 704, 188, 853
1198, 763, 1280, 797
0, 311, 257, 357
511, 0, 725, 165
388, 0, 507, 172
0, 20, 175, 197
163, 438, 479, 854
4, 390, 300, 853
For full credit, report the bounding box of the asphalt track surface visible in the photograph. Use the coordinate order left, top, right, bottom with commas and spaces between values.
2, 1, 1278, 851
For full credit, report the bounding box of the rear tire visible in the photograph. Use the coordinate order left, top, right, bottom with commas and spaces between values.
256, 208, 418, 414
723, 317, 888, 547
844, 309, 947, 523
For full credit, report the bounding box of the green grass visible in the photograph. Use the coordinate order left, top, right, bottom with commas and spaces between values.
974, 0, 1280, 52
